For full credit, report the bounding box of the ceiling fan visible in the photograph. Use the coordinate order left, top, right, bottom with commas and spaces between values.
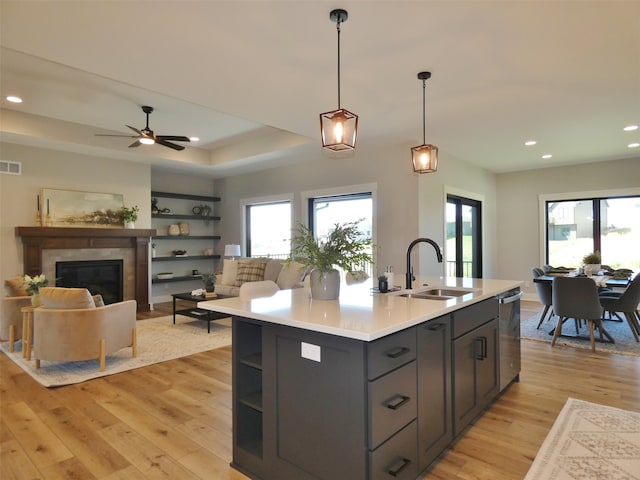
95, 105, 190, 151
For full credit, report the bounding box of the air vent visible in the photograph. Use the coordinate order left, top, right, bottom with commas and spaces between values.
0, 160, 22, 175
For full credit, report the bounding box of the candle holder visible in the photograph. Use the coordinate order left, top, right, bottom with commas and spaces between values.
36, 211, 42, 226
45, 213, 52, 227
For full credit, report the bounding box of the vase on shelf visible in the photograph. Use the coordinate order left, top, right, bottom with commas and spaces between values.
124, 221, 135, 229
309, 269, 340, 300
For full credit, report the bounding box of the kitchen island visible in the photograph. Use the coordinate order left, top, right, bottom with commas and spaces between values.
198, 276, 522, 480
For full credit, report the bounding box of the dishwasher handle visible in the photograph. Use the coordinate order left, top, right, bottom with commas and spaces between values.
498, 291, 523, 304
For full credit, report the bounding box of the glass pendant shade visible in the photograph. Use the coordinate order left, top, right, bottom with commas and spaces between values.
411, 144, 438, 173
320, 108, 358, 151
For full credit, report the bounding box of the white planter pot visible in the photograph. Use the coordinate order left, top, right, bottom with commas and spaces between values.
309, 269, 340, 300
124, 221, 135, 229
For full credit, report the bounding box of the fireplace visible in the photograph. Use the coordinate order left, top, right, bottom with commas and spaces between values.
56, 259, 124, 304
16, 226, 155, 311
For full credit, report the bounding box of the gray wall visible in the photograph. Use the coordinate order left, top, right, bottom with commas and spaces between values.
1, 143, 150, 282
2, 138, 638, 304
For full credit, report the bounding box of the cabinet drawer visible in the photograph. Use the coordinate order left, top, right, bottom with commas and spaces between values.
369, 420, 418, 480
367, 327, 416, 380
369, 361, 417, 449
452, 298, 498, 338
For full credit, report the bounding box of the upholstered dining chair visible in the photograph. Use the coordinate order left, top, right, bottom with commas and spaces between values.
552, 276, 614, 353
532, 267, 554, 329
599, 273, 640, 343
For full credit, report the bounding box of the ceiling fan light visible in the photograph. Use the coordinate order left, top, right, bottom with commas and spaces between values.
411, 144, 438, 173
139, 137, 155, 145
320, 107, 358, 151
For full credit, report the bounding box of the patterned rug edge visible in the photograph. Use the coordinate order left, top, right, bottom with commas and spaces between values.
0, 315, 231, 388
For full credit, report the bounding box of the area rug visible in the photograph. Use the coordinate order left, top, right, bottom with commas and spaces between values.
0, 314, 231, 388
521, 312, 640, 356
524, 398, 640, 479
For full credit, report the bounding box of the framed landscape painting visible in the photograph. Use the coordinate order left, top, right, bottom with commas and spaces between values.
41, 188, 124, 227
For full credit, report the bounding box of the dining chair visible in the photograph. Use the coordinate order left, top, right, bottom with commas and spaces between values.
532, 267, 553, 329
599, 273, 640, 342
552, 276, 614, 353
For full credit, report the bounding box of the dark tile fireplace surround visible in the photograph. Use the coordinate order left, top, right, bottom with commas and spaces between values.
16, 227, 155, 312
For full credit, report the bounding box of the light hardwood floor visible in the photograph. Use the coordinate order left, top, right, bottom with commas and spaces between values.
1, 300, 639, 479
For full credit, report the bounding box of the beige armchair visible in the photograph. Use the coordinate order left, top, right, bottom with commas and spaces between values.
33, 287, 137, 371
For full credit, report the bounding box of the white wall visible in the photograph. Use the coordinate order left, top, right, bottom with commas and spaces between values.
214, 143, 502, 283
496, 156, 640, 299
0, 142, 151, 284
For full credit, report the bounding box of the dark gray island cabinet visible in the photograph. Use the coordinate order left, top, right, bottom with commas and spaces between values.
231, 298, 501, 480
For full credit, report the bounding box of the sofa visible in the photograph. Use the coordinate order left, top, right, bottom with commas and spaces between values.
214, 258, 306, 297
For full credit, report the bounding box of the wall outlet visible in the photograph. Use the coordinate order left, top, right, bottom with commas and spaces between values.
301, 342, 321, 362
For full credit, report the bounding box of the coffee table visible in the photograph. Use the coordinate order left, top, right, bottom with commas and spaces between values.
171, 292, 231, 333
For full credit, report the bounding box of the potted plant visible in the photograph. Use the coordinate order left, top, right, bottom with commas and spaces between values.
201, 272, 216, 292
121, 205, 140, 229
582, 251, 601, 276
289, 219, 374, 300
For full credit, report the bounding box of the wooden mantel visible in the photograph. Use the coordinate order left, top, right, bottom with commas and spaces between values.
16, 227, 156, 312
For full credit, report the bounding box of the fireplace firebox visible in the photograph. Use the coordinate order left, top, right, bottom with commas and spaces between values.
56, 259, 124, 304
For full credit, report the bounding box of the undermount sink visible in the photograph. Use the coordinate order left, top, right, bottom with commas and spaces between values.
397, 288, 475, 301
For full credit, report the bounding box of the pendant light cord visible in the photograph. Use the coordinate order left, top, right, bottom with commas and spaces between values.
422, 79, 426, 144
336, 18, 342, 109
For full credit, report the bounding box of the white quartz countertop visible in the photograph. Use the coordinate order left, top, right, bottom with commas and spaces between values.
198, 276, 522, 341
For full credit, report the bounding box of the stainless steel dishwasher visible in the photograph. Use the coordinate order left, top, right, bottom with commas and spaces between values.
497, 288, 523, 391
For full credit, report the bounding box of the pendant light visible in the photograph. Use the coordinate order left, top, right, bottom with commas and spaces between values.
411, 71, 438, 173
320, 9, 358, 151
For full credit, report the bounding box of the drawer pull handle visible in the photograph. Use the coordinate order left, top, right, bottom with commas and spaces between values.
386, 347, 410, 359
426, 323, 445, 331
387, 457, 411, 477
386, 395, 410, 410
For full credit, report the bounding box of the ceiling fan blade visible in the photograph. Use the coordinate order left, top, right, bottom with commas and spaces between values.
126, 125, 143, 135
129, 140, 141, 148
156, 138, 186, 151
157, 135, 190, 142
95, 134, 138, 138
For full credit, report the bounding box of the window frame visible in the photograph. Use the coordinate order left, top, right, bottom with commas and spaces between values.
240, 193, 294, 258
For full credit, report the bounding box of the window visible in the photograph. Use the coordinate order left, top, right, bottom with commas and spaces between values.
245, 201, 291, 258
546, 195, 640, 270
308, 192, 374, 274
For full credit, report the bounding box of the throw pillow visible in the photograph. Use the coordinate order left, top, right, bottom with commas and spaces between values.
5, 277, 29, 297
263, 259, 284, 282
221, 259, 239, 285
234, 259, 268, 286
39, 287, 96, 309
276, 261, 306, 290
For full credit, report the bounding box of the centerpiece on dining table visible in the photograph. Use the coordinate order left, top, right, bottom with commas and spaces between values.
289, 219, 374, 300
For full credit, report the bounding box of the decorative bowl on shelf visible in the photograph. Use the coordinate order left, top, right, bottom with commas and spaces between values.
157, 272, 174, 280
172, 249, 187, 257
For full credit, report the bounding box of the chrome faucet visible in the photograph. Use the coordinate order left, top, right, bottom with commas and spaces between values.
405, 238, 443, 289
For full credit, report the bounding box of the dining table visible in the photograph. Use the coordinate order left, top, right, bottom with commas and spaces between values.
532, 273, 630, 341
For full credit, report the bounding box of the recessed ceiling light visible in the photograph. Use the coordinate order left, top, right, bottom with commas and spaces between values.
6, 95, 23, 103
189, 136, 200, 142
542, 154, 552, 159
524, 140, 537, 146
623, 125, 638, 132
628, 142, 640, 148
